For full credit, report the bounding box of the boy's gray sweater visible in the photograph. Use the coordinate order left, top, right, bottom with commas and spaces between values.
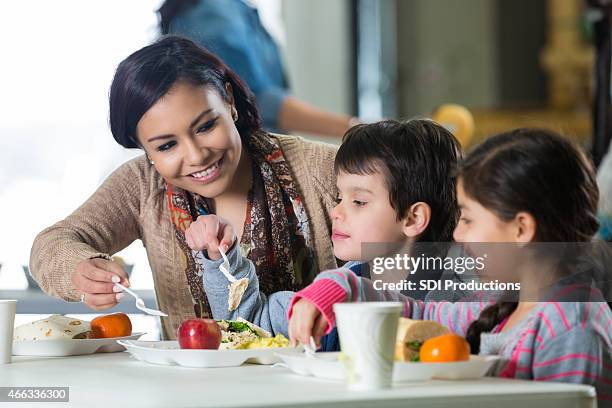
194, 244, 294, 337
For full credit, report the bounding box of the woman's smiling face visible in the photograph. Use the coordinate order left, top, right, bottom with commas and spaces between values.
136, 81, 244, 198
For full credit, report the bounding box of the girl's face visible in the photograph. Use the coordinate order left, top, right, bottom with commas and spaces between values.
453, 179, 519, 243
136, 82, 243, 198
331, 171, 408, 261
453, 179, 532, 282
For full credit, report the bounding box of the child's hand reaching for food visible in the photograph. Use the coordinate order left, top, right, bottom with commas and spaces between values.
288, 298, 331, 349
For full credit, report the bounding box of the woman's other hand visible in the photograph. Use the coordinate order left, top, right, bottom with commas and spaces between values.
72, 258, 130, 310
288, 298, 330, 349
185, 214, 236, 260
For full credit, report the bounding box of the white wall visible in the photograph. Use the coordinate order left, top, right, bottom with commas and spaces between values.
282, 0, 353, 118
397, 0, 499, 117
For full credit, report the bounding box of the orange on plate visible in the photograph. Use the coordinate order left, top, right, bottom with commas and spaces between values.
90, 313, 132, 339
419, 333, 470, 363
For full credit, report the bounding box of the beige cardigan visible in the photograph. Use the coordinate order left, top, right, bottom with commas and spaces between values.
30, 135, 339, 339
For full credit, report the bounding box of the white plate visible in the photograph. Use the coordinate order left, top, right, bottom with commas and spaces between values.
274, 350, 345, 380
394, 355, 500, 381
13, 333, 145, 357
274, 349, 499, 382
117, 340, 294, 368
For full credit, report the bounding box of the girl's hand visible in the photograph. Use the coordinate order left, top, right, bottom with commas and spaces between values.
288, 298, 330, 349
185, 215, 236, 260
72, 258, 130, 310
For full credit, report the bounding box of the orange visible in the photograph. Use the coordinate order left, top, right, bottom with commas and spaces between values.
90, 313, 132, 339
419, 334, 470, 363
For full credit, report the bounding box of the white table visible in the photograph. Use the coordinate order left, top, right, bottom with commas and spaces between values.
0, 353, 597, 408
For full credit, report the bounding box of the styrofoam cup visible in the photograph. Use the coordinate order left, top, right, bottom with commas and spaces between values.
0, 300, 17, 364
334, 302, 402, 390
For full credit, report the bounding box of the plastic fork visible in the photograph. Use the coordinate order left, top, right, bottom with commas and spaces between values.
304, 336, 317, 358
114, 282, 168, 317
218, 248, 236, 283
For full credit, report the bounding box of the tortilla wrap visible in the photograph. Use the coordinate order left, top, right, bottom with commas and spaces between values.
13, 315, 91, 341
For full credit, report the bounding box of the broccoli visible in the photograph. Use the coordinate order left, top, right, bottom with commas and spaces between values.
220, 320, 258, 335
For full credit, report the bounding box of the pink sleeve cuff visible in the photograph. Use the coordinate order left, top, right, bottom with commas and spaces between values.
287, 279, 348, 334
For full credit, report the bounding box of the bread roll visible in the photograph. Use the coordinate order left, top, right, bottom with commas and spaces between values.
394, 318, 450, 361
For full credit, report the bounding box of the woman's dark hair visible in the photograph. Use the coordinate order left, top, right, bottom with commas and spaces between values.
461, 128, 600, 353
158, 0, 198, 35
335, 119, 462, 243
109, 35, 262, 149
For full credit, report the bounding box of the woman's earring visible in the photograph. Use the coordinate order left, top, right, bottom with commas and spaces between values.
231, 106, 238, 122
150, 160, 155, 165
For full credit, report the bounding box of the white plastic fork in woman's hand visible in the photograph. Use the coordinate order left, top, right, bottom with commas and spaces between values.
113, 282, 168, 317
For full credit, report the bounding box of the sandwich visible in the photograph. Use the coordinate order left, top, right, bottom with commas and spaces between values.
394, 318, 450, 361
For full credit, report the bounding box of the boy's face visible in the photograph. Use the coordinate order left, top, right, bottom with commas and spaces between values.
331, 170, 409, 261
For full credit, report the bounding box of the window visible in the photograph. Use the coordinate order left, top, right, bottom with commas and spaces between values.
0, 1, 164, 290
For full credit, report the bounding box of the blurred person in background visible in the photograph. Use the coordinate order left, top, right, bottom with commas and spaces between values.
158, 0, 359, 137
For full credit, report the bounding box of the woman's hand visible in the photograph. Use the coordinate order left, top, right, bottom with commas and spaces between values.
185, 215, 236, 260
288, 298, 330, 349
72, 258, 130, 311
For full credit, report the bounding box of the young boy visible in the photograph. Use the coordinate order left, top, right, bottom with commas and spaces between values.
185, 119, 461, 343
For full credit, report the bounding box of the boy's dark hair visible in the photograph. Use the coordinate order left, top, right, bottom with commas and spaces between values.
334, 119, 462, 242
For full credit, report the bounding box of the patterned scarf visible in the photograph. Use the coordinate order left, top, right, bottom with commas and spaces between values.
166, 133, 317, 318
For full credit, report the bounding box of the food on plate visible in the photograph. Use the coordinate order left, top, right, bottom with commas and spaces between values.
216, 319, 265, 350
177, 318, 222, 349
90, 313, 132, 339
235, 334, 290, 349
174, 317, 289, 350
14, 313, 134, 342
216, 318, 289, 350
13, 315, 91, 341
419, 333, 470, 363
394, 318, 450, 362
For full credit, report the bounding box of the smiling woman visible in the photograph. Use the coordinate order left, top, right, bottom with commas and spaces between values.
137, 83, 249, 205
29, 36, 339, 339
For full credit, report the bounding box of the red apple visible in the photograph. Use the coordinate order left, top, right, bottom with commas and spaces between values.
177, 318, 222, 349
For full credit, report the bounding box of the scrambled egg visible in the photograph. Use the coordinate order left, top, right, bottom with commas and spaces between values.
237, 334, 290, 349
